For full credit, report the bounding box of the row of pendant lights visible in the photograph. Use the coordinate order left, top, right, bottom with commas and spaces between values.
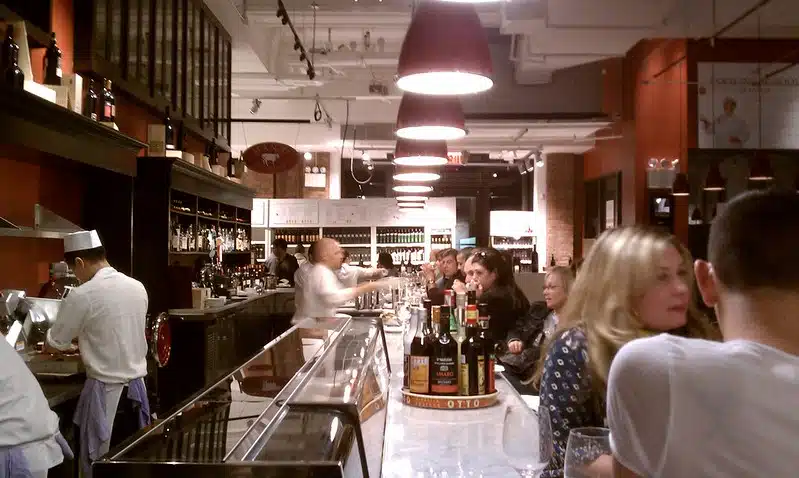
391, 0, 496, 207
671, 152, 776, 196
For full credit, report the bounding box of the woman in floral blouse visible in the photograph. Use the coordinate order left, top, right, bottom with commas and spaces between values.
532, 227, 718, 478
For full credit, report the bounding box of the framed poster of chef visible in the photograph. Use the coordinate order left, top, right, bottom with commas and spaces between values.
697, 62, 799, 149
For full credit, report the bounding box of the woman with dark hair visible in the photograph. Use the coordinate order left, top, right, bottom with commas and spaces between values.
462, 248, 530, 353
376, 252, 398, 277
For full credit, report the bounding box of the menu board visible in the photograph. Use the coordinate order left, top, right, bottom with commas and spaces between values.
322, 199, 371, 226
268, 199, 319, 226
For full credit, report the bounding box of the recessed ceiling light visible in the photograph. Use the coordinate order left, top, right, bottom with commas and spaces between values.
393, 184, 433, 193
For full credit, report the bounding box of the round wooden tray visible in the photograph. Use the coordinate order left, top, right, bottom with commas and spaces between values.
401, 389, 500, 410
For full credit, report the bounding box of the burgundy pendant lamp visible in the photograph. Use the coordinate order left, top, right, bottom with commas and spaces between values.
704, 161, 726, 191
393, 166, 441, 183
671, 173, 690, 196
395, 93, 466, 141
749, 151, 774, 181
396, 1, 493, 96
393, 138, 449, 166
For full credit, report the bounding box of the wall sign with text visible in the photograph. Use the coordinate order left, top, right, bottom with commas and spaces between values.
697, 62, 799, 150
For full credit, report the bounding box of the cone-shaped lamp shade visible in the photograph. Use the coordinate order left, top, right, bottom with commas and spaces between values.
396, 94, 466, 141
671, 173, 690, 196
393, 138, 449, 166
749, 152, 774, 181
704, 163, 726, 191
393, 166, 441, 182
396, 2, 493, 96
393, 184, 434, 194
396, 195, 429, 202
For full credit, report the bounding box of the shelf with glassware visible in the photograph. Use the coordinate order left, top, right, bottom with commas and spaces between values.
169, 190, 251, 257
489, 235, 539, 273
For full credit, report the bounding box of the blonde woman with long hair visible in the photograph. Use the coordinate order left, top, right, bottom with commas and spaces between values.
535, 227, 717, 478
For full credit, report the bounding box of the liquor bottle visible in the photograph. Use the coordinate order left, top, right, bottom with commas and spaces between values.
410, 307, 433, 394
403, 308, 415, 390
455, 291, 467, 340
84, 79, 98, 120
431, 305, 441, 337
101, 79, 115, 122
430, 304, 458, 396
2, 25, 15, 72
467, 290, 477, 307
165, 106, 175, 150
446, 290, 458, 335
531, 244, 539, 273
4, 36, 23, 89
477, 303, 496, 394
550, 254, 556, 268
422, 299, 433, 339
43, 32, 62, 85
461, 304, 480, 396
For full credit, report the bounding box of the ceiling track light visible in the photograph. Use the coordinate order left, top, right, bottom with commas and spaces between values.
276, 0, 315, 80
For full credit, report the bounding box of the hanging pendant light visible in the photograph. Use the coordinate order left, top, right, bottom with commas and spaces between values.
393, 166, 441, 183
749, 151, 774, 181
704, 162, 726, 191
395, 94, 466, 141
396, 1, 493, 96
393, 184, 434, 194
393, 138, 449, 166
671, 173, 690, 196
396, 195, 429, 202
399, 202, 426, 209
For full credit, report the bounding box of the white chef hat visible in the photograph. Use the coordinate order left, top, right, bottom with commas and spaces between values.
63, 230, 103, 253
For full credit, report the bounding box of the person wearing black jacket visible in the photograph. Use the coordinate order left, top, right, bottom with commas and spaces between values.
421, 248, 464, 305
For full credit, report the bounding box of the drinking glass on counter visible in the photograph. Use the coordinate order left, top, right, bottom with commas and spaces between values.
503, 405, 552, 477
563, 427, 612, 478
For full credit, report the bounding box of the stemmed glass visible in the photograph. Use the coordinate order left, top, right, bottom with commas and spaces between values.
563, 427, 612, 478
502, 405, 552, 477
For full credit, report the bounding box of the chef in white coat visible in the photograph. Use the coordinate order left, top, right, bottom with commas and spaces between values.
336, 249, 387, 288
44, 230, 151, 477
0, 338, 73, 477
293, 238, 395, 322
700, 96, 751, 148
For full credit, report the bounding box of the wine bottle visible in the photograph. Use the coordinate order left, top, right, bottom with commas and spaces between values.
531, 244, 539, 273
84, 79, 98, 120
2, 25, 15, 72
477, 303, 495, 394
43, 32, 62, 85
165, 106, 175, 150
4, 36, 23, 89
550, 254, 556, 268
101, 79, 115, 122
409, 306, 433, 394
430, 304, 458, 396
461, 304, 480, 396
403, 308, 415, 390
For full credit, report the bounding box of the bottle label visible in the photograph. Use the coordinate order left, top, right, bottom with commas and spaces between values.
430, 356, 457, 394
90, 112, 97, 121
104, 103, 112, 120
487, 354, 496, 393
477, 355, 486, 395
111, 104, 116, 118
449, 313, 458, 335
56, 66, 62, 78
459, 354, 469, 395
409, 355, 430, 394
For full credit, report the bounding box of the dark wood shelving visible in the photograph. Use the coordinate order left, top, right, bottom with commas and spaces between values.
0, 83, 146, 176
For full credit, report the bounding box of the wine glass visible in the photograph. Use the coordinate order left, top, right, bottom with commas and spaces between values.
563, 427, 612, 478
502, 405, 552, 477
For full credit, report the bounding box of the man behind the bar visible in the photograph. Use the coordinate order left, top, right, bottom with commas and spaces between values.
268, 238, 299, 285
422, 248, 464, 305
607, 190, 799, 477
44, 230, 151, 477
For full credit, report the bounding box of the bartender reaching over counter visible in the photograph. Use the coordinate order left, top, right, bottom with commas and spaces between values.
44, 230, 151, 477
293, 238, 396, 323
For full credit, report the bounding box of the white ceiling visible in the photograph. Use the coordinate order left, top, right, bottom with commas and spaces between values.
206, 0, 799, 157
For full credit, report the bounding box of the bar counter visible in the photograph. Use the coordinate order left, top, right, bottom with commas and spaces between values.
168, 288, 295, 320
381, 328, 533, 477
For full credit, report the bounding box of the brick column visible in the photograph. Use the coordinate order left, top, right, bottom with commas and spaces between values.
545, 153, 577, 266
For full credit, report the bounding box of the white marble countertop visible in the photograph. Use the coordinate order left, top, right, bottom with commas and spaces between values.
381, 333, 531, 477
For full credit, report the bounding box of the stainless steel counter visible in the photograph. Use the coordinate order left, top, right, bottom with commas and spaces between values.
381, 331, 532, 477
168, 288, 295, 320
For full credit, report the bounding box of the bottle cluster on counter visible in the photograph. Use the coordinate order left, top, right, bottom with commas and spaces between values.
403, 295, 496, 398
377, 227, 424, 244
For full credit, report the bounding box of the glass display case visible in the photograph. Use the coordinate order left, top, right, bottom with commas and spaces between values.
94, 317, 391, 478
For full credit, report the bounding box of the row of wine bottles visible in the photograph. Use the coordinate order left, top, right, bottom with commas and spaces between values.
403, 297, 497, 397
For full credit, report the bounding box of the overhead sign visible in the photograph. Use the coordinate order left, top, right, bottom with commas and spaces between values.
242, 142, 299, 174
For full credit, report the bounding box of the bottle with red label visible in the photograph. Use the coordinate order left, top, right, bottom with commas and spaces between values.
476, 303, 495, 394
430, 303, 458, 396
101, 79, 115, 122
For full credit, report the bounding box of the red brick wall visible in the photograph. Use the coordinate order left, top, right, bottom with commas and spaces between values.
546, 153, 577, 265
242, 152, 331, 199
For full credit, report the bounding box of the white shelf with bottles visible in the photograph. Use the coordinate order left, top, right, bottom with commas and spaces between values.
490, 235, 539, 273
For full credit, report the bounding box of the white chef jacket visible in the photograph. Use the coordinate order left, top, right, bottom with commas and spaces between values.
336, 264, 383, 288
293, 264, 358, 321
0, 338, 64, 472
706, 113, 751, 148
46, 266, 148, 384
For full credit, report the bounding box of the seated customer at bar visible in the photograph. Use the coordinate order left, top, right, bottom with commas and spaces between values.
456, 247, 473, 273
421, 248, 464, 305
607, 191, 799, 478
532, 227, 717, 478
0, 339, 73, 477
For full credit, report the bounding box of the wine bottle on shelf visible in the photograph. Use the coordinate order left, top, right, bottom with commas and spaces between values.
43, 32, 62, 85
101, 79, 115, 122
549, 254, 556, 268
461, 304, 480, 396
1, 25, 14, 72
4, 35, 23, 89
477, 303, 495, 394
84, 79, 98, 120
430, 305, 458, 396
531, 244, 539, 273
409, 306, 433, 394
165, 106, 175, 150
